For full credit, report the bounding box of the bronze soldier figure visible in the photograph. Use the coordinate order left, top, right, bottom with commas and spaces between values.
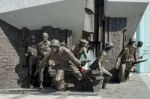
73, 39, 91, 69
131, 41, 143, 72
126, 39, 137, 80
25, 35, 38, 88
98, 42, 113, 89
35, 39, 86, 91
36, 32, 51, 89
116, 39, 137, 82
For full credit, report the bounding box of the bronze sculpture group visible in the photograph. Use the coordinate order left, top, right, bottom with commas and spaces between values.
25, 32, 144, 92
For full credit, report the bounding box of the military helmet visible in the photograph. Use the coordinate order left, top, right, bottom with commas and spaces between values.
42, 32, 49, 38
79, 39, 88, 44
105, 42, 114, 48
50, 39, 60, 47
129, 38, 136, 45
137, 41, 143, 48
79, 39, 88, 47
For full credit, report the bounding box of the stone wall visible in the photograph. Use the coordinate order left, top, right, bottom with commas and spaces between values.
0, 20, 20, 88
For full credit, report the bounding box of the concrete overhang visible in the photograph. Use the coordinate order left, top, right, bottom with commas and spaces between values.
0, 0, 84, 44
105, 0, 149, 37
0, 0, 64, 13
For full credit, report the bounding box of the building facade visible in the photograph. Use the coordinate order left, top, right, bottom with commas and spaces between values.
136, 0, 150, 73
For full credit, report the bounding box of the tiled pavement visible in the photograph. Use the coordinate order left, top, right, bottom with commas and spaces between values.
99, 73, 150, 99
0, 73, 150, 99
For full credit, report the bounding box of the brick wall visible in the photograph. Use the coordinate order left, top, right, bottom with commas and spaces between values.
104, 18, 127, 82
0, 20, 20, 88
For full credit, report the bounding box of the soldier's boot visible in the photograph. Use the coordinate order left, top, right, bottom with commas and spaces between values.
119, 64, 126, 82
38, 67, 45, 90
29, 75, 34, 88
125, 69, 130, 81
101, 68, 112, 89
30, 79, 33, 89
102, 74, 111, 89
39, 83, 43, 90
38, 78, 43, 90
102, 83, 106, 89
102, 76, 107, 89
